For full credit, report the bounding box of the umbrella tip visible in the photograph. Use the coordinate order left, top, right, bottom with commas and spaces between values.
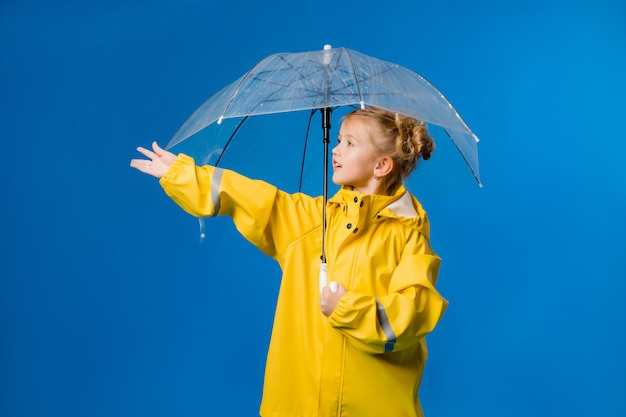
217, 116, 223, 125
324, 44, 332, 50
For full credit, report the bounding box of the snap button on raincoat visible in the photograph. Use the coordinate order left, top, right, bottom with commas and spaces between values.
160, 154, 448, 417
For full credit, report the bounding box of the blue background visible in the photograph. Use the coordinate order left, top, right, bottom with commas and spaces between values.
2, 0, 625, 416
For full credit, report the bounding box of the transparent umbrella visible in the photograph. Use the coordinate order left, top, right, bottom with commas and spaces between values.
164, 45, 481, 286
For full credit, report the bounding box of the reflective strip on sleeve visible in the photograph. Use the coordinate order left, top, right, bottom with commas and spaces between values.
376, 298, 396, 353
211, 168, 224, 216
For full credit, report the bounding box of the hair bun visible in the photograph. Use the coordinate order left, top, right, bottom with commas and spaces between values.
395, 115, 435, 161
414, 121, 435, 161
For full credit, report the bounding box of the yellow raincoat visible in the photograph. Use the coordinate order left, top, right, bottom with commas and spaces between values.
160, 154, 448, 417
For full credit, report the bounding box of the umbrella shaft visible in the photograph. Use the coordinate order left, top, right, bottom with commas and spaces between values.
321, 107, 332, 263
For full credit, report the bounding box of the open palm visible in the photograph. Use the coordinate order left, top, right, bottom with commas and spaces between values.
130, 141, 177, 178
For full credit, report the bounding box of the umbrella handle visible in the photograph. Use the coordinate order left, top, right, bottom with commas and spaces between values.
319, 262, 328, 294
319, 262, 338, 294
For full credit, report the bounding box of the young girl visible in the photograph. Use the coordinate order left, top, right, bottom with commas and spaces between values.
131, 107, 448, 417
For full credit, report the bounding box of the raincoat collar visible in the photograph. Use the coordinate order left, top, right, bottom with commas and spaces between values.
385, 190, 418, 219
328, 184, 403, 212
328, 184, 428, 233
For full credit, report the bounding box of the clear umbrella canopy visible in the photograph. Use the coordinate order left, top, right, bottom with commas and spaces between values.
165, 46, 481, 185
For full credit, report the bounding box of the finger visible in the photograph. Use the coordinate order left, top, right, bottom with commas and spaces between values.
320, 287, 332, 299
152, 141, 165, 156
136, 146, 156, 160
130, 159, 152, 173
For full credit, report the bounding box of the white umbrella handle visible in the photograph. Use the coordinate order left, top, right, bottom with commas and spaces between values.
319, 262, 328, 294
319, 263, 337, 293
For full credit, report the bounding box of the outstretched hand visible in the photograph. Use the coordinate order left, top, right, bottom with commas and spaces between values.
320, 283, 347, 317
130, 141, 177, 178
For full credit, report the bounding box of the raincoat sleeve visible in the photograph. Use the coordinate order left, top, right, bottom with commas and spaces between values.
328, 234, 448, 354
159, 153, 321, 260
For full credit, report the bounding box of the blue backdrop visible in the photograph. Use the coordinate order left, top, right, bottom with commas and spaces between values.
1, 1, 625, 416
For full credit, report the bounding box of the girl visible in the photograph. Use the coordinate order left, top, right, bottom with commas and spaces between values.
131, 107, 448, 417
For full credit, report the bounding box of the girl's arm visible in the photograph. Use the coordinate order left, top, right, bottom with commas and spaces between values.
327, 237, 448, 354
157, 153, 321, 259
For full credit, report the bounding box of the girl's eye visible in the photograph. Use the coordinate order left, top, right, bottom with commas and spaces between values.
337, 137, 352, 146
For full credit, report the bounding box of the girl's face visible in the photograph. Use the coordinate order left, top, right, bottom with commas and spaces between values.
332, 116, 386, 195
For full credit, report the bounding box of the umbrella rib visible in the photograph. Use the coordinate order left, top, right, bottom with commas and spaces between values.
299, 109, 316, 193
274, 54, 327, 93
236, 67, 356, 109
270, 54, 342, 105
217, 52, 317, 119
335, 67, 399, 99
217, 65, 261, 120
247, 73, 326, 103
221, 66, 325, 117
215, 116, 249, 167
234, 64, 330, 114
343, 49, 364, 106
441, 127, 481, 184
275, 67, 332, 100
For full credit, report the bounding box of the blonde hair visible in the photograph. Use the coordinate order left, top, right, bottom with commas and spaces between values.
344, 106, 435, 195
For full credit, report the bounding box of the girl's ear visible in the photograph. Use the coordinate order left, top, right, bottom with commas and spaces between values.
375, 156, 394, 178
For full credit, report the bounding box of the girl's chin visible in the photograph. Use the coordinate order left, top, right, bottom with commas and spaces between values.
332, 174, 355, 188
